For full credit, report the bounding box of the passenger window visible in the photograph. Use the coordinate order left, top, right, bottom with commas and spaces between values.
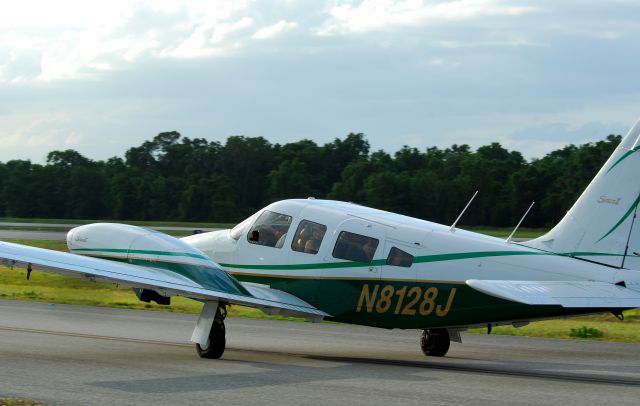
386, 247, 414, 267
247, 210, 292, 248
291, 220, 327, 255
332, 231, 379, 263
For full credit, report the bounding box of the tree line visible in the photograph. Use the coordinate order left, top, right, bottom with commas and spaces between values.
0, 131, 621, 227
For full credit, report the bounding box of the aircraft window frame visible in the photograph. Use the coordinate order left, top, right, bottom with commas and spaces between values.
291, 220, 327, 255
246, 210, 292, 248
386, 247, 414, 268
229, 213, 259, 241
332, 231, 379, 263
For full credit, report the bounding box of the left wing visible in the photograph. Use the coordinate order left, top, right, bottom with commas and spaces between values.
0, 240, 328, 319
466, 279, 640, 308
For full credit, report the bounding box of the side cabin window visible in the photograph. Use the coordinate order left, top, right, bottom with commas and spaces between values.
247, 210, 292, 248
291, 220, 327, 255
386, 247, 414, 268
332, 231, 379, 263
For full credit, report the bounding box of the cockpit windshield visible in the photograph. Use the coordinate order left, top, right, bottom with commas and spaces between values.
247, 210, 293, 248
229, 213, 259, 241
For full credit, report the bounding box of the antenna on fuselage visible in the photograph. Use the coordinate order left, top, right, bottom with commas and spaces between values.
449, 190, 478, 232
506, 202, 535, 243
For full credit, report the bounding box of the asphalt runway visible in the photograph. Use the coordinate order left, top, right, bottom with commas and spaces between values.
1, 300, 639, 405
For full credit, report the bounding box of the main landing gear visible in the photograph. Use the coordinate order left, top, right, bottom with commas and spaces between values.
420, 328, 451, 357
191, 301, 227, 359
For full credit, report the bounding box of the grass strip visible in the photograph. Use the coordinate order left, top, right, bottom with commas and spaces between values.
0, 399, 48, 406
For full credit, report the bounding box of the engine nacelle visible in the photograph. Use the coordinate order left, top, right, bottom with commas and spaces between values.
67, 223, 211, 266
66, 223, 249, 296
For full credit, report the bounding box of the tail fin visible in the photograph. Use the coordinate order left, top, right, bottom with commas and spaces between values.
523, 119, 640, 270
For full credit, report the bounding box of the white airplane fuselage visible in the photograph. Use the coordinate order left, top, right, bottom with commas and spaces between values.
184, 199, 640, 330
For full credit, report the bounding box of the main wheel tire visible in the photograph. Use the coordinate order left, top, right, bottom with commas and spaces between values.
420, 328, 450, 357
196, 319, 226, 359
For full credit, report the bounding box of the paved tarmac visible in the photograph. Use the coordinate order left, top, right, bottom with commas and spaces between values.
1, 300, 639, 406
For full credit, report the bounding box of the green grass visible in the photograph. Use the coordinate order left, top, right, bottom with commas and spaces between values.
0, 399, 48, 406
0, 267, 302, 321
467, 227, 547, 239
467, 311, 640, 343
1, 239, 639, 342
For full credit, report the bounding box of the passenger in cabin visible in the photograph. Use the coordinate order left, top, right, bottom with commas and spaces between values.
260, 224, 285, 247
333, 231, 378, 263
292, 220, 327, 255
304, 225, 326, 254
293, 225, 312, 251
361, 239, 376, 262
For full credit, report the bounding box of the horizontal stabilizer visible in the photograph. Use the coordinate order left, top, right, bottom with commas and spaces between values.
466, 279, 640, 308
0, 241, 328, 319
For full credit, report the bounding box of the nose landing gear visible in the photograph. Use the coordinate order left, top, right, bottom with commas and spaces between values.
196, 309, 226, 359
192, 301, 227, 359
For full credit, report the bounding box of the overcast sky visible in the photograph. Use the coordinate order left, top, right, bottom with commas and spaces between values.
1, 0, 639, 163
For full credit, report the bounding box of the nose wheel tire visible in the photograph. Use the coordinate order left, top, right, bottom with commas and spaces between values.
420, 328, 450, 357
196, 318, 226, 359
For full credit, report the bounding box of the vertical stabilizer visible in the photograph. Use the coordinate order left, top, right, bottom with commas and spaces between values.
523, 119, 640, 270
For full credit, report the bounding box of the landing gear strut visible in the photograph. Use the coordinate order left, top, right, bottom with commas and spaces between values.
192, 301, 227, 359
420, 328, 450, 357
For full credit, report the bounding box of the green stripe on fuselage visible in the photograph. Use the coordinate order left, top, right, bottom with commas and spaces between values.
219, 250, 547, 271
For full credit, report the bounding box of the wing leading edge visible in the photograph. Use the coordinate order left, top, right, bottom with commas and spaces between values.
466, 279, 640, 308
0, 241, 328, 320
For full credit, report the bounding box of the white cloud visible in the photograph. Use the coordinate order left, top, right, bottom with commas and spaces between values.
316, 0, 537, 36
1, 0, 640, 164
166, 17, 254, 58
0, 111, 75, 153
252, 20, 297, 40
436, 39, 545, 48
0, 0, 255, 82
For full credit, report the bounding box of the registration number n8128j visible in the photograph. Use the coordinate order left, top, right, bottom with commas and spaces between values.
356, 284, 457, 317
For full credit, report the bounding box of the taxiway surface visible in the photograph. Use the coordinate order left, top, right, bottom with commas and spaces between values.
1, 300, 639, 405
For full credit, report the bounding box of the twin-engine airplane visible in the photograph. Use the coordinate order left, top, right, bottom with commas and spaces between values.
2, 121, 640, 359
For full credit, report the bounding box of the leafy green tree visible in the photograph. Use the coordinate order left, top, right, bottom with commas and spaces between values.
218, 136, 275, 215
179, 176, 236, 222
329, 151, 393, 203
0, 163, 6, 216
267, 158, 314, 201
0, 129, 622, 227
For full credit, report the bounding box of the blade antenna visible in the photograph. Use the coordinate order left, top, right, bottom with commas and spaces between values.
450, 190, 478, 232
506, 202, 535, 243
